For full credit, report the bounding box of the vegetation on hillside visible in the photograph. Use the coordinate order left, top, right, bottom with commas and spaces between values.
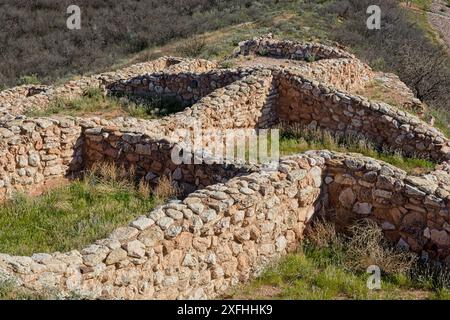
0, 0, 283, 88
1, 0, 448, 120
322, 0, 450, 118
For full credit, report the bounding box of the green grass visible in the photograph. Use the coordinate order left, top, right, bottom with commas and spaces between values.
0, 164, 159, 256
25, 87, 185, 119
234, 250, 449, 300
232, 220, 450, 300
279, 125, 436, 174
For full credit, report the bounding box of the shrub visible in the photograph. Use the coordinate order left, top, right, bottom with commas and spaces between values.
16, 74, 40, 86
177, 37, 207, 57
343, 220, 417, 275
82, 87, 104, 100
234, 218, 450, 299
304, 219, 417, 276
305, 54, 317, 62
153, 175, 179, 202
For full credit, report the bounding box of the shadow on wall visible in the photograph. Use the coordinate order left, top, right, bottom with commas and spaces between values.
106, 69, 248, 108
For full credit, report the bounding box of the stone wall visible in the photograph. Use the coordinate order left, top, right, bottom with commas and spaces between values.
276, 70, 450, 162
235, 34, 372, 92
155, 70, 277, 131
293, 58, 372, 92
106, 68, 250, 107
83, 127, 255, 194
0, 153, 324, 299
1, 36, 450, 299
314, 150, 450, 264
1, 151, 449, 299
84, 71, 278, 192
0, 117, 83, 199
0, 70, 277, 200
0, 57, 217, 122
235, 34, 354, 60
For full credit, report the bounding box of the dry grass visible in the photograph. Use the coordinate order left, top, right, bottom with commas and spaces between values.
344, 220, 417, 275
153, 175, 179, 203
232, 218, 450, 300
306, 219, 417, 275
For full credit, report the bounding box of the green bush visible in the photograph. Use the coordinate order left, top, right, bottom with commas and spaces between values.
177, 37, 207, 57
16, 74, 40, 86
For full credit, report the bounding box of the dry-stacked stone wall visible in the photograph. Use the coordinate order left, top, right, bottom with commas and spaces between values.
0, 117, 83, 199
107, 68, 253, 107
276, 70, 450, 162
0, 154, 324, 299
84, 72, 277, 193
1, 36, 450, 299
235, 34, 372, 91
84, 127, 255, 194
318, 150, 450, 264
293, 58, 372, 92
1, 151, 450, 299
0, 57, 217, 121
235, 34, 354, 60
107, 69, 240, 106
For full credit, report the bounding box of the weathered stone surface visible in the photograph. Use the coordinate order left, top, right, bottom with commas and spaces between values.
106, 248, 128, 265
339, 188, 356, 209
353, 202, 373, 215
109, 227, 139, 242
430, 229, 449, 247
130, 216, 155, 231
3, 35, 450, 301
125, 240, 146, 258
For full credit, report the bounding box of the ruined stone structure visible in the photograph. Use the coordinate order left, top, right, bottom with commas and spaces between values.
0, 57, 217, 122
1, 35, 450, 299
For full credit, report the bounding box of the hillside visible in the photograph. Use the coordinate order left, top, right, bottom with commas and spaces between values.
2, 0, 449, 125
0, 0, 278, 88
